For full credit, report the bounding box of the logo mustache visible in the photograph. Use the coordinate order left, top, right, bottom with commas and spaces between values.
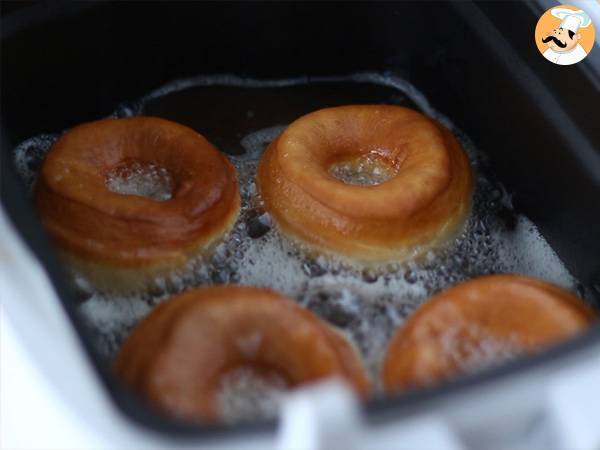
542, 35, 567, 48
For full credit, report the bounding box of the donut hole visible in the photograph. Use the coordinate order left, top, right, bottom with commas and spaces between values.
216, 365, 289, 423
329, 153, 398, 186
105, 159, 174, 201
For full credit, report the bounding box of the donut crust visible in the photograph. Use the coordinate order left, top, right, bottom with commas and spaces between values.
257, 105, 473, 263
382, 275, 597, 392
34, 117, 240, 292
115, 286, 369, 423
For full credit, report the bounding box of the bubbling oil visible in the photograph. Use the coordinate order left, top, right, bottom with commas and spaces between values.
329, 154, 397, 186
218, 368, 287, 424
13, 73, 586, 424
105, 161, 173, 201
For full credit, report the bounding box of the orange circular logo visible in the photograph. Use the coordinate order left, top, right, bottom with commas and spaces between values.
535, 5, 595, 65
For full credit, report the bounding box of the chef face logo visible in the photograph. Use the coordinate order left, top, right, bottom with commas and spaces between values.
542, 27, 580, 52
535, 5, 595, 66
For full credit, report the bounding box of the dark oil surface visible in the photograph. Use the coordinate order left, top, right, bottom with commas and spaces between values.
142, 81, 418, 155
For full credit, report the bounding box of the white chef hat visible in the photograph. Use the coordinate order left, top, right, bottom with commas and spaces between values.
551, 8, 592, 33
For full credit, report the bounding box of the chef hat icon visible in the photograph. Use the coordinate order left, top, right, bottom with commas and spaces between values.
551, 8, 592, 33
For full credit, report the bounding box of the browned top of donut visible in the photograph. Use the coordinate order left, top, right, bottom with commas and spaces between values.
382, 275, 597, 392
277, 105, 451, 220
115, 285, 368, 423
257, 105, 473, 261
34, 117, 239, 266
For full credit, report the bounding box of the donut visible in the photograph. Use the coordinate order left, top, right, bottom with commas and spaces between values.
34, 117, 240, 292
382, 275, 596, 392
114, 286, 369, 423
257, 105, 473, 263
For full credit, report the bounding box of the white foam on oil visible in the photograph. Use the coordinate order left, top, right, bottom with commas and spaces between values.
217, 368, 287, 424
439, 324, 523, 375
11, 73, 585, 423
499, 215, 575, 289
78, 291, 160, 355
330, 155, 396, 186
13, 134, 59, 192
105, 161, 173, 201
239, 125, 287, 160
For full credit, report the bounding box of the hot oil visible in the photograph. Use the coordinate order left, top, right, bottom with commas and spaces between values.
218, 368, 288, 424
329, 155, 397, 186
105, 161, 174, 201
12, 74, 588, 423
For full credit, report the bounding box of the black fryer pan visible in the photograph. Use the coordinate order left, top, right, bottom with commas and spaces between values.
1, 0, 599, 440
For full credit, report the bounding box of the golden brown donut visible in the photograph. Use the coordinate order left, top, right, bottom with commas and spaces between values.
114, 286, 369, 423
257, 105, 473, 263
382, 275, 596, 392
34, 117, 240, 292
